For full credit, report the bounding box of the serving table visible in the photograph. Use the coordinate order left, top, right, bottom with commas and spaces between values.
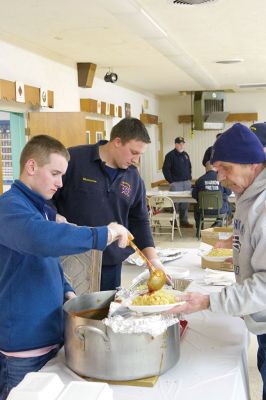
40, 249, 249, 400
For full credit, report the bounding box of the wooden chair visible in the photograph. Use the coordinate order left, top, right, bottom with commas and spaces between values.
60, 249, 102, 295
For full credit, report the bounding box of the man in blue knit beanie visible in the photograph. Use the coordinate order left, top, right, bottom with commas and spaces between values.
170, 123, 266, 400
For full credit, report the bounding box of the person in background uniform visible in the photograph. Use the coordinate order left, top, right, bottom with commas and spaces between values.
202, 133, 222, 167
192, 161, 231, 235
0, 135, 129, 400
250, 122, 266, 151
53, 118, 168, 291
162, 136, 193, 228
172, 123, 266, 400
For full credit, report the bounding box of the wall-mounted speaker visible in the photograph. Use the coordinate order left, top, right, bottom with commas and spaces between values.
77, 63, 97, 88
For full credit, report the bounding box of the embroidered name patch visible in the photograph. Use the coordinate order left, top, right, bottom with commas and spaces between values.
120, 181, 131, 198
82, 177, 97, 183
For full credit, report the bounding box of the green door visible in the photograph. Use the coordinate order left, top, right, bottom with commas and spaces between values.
10, 112, 26, 180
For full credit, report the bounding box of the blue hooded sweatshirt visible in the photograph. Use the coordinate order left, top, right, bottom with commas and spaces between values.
0, 180, 107, 351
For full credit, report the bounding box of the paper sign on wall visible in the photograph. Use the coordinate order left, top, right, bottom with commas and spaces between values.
15, 82, 25, 103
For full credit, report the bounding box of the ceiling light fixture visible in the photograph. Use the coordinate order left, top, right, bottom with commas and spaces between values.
104, 70, 118, 83
215, 59, 244, 64
238, 83, 266, 89
173, 0, 216, 4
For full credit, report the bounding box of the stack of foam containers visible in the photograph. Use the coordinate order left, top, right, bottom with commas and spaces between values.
7, 372, 113, 400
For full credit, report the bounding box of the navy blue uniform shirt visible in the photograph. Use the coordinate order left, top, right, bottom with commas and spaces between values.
192, 170, 231, 214
53, 141, 154, 266
162, 149, 192, 183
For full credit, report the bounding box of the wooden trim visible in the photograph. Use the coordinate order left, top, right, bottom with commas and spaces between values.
178, 113, 258, 124
0, 80, 16, 101
140, 113, 158, 125
178, 115, 193, 123
226, 113, 258, 122
48, 91, 54, 108
24, 85, 40, 106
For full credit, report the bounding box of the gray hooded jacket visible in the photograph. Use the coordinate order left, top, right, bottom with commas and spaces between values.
210, 166, 266, 335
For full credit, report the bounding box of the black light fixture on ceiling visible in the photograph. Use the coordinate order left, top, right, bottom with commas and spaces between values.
104, 70, 118, 83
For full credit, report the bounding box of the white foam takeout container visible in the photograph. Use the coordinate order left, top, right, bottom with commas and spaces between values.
7, 373, 113, 400
7, 372, 64, 400
57, 381, 113, 400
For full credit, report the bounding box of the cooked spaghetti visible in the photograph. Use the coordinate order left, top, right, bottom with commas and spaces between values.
132, 289, 176, 306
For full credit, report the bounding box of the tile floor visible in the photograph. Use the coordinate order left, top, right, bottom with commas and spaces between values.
121, 218, 262, 400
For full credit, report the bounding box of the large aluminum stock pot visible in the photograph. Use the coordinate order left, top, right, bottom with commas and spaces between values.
63, 291, 180, 381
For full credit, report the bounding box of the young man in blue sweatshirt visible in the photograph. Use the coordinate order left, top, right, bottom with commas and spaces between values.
0, 135, 129, 400
54, 118, 167, 291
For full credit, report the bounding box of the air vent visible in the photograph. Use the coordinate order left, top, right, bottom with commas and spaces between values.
173, 0, 216, 5
194, 91, 228, 130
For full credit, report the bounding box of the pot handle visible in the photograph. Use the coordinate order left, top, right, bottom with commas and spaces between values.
74, 325, 110, 351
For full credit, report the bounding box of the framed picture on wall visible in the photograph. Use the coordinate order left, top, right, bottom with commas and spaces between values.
125, 102, 131, 118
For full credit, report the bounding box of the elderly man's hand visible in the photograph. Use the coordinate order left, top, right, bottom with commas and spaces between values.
168, 292, 210, 314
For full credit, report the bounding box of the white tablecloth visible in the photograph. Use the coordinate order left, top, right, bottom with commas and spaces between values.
146, 190, 236, 204
42, 249, 250, 400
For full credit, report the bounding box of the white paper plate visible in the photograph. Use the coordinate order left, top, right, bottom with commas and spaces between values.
127, 301, 185, 314
202, 255, 231, 262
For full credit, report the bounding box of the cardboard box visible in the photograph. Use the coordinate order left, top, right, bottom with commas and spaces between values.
201, 227, 233, 246
201, 257, 234, 272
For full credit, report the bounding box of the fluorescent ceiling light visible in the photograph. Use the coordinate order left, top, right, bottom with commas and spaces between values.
238, 83, 266, 88
215, 59, 244, 64
140, 8, 167, 37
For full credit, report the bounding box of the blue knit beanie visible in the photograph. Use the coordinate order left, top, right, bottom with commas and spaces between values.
211, 123, 266, 164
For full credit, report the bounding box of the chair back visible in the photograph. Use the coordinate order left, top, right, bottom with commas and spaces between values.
149, 195, 174, 212
198, 190, 223, 217
148, 195, 182, 239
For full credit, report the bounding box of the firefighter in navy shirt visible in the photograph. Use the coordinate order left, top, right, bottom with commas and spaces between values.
162, 136, 193, 228
53, 118, 168, 291
192, 162, 231, 234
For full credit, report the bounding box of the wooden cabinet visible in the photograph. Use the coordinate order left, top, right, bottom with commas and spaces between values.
85, 119, 105, 144
28, 112, 87, 148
